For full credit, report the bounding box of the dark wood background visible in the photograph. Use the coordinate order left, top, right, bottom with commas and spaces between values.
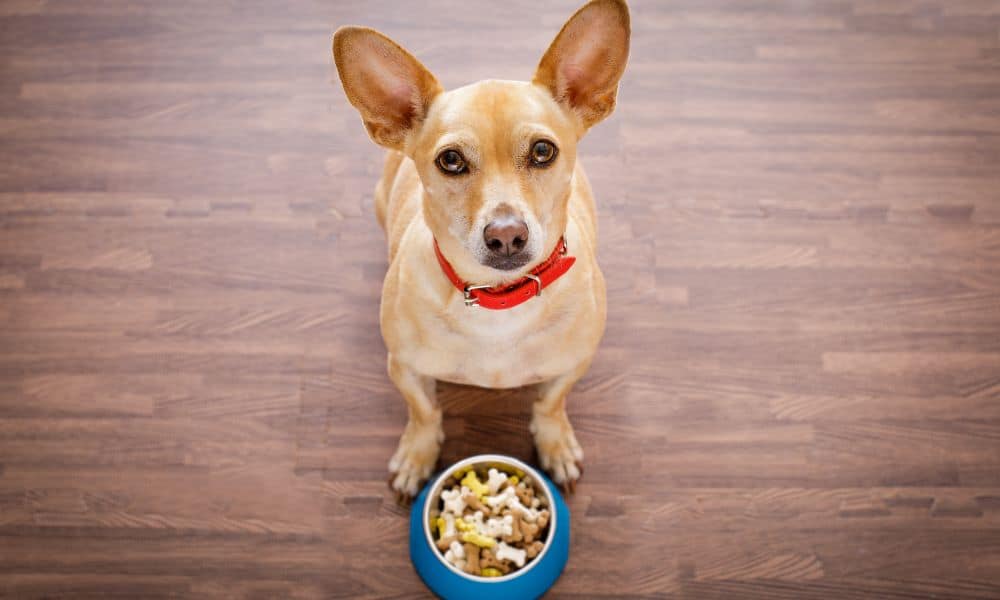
2, 0, 1000, 598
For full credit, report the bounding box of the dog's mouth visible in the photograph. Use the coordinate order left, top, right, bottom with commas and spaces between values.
481, 253, 533, 272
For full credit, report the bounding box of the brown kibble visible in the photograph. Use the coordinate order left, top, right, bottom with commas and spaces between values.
480, 548, 511, 574
536, 509, 550, 530
464, 492, 489, 515
521, 519, 540, 543
463, 543, 481, 576
518, 508, 549, 543
502, 513, 523, 543
525, 540, 544, 559
515, 482, 534, 506
436, 534, 457, 551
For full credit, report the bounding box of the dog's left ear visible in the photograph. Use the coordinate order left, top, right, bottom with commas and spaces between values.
533, 0, 630, 131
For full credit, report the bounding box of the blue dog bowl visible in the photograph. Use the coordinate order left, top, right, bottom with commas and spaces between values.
409, 454, 570, 599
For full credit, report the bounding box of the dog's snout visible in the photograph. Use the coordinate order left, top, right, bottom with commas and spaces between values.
480, 204, 533, 271
484, 218, 529, 257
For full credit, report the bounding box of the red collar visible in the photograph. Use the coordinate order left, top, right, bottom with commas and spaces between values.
433, 237, 576, 310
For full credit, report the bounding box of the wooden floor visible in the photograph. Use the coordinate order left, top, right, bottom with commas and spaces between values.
2, 0, 1000, 598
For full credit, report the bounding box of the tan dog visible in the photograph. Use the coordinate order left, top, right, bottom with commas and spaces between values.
333, 0, 629, 496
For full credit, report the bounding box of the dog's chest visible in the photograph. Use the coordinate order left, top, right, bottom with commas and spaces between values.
408, 298, 586, 388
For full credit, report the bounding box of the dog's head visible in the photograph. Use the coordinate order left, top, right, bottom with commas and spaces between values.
333, 0, 630, 284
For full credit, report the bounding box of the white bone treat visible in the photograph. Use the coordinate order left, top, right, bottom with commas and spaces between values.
483, 514, 514, 538
441, 512, 456, 538
445, 540, 466, 569
496, 541, 527, 568
441, 486, 469, 516
485, 486, 517, 510
522, 499, 541, 520
464, 510, 486, 534
486, 468, 509, 495
487, 486, 541, 522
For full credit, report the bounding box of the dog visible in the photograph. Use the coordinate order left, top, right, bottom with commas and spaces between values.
332, 0, 630, 497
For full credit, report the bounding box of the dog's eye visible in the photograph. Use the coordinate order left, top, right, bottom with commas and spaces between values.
530, 140, 557, 167
436, 149, 468, 175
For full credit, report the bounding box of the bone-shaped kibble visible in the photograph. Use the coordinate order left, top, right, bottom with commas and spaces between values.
463, 509, 516, 544
461, 471, 490, 499
441, 486, 469, 516
482, 514, 513, 538
480, 548, 511, 574
514, 504, 541, 522
486, 468, 509, 495
514, 482, 534, 507
444, 540, 466, 570
536, 509, 550, 529
463, 542, 480, 575
436, 534, 457, 551
486, 486, 517, 510
496, 541, 527, 568
463, 492, 489, 515
460, 531, 496, 548
436, 513, 456, 539
501, 511, 522, 543
520, 518, 540, 543
489, 486, 542, 522
460, 510, 485, 534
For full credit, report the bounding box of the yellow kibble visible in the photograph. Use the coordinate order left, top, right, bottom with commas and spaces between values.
455, 518, 474, 532
508, 475, 519, 485
435, 517, 446, 538
461, 471, 490, 499
481, 567, 503, 577
460, 531, 496, 548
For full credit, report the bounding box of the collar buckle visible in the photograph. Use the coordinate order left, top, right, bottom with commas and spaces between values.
463, 284, 492, 307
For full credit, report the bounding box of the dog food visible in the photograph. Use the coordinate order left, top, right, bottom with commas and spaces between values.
433, 467, 550, 577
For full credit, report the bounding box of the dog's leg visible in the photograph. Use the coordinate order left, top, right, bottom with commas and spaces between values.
387, 354, 443, 498
532, 366, 587, 491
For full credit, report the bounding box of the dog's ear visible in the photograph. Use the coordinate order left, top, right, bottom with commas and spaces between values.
333, 27, 443, 150
533, 0, 630, 130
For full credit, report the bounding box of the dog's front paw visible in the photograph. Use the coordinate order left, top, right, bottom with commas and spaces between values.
531, 412, 584, 493
388, 421, 444, 499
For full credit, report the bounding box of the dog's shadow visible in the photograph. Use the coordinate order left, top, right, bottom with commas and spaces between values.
436, 382, 537, 468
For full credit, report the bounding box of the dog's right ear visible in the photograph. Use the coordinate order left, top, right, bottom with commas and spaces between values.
333, 27, 442, 151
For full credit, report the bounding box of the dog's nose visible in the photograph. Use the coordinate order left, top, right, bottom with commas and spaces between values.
483, 218, 529, 257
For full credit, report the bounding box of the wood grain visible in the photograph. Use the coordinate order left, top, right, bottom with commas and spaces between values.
2, 0, 1000, 598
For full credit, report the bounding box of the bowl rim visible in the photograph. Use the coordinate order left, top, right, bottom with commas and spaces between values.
421, 453, 557, 583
